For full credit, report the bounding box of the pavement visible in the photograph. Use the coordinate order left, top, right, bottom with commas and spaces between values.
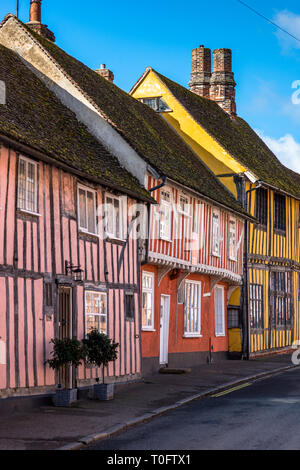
0, 353, 297, 450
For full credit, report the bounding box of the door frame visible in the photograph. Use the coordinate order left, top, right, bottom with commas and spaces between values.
160, 294, 170, 365
57, 285, 73, 389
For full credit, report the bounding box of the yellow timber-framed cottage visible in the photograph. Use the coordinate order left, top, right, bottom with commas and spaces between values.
130, 46, 300, 358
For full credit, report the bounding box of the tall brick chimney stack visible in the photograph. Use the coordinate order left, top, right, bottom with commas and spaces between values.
27, 1, 55, 42
189, 45, 211, 99
95, 64, 114, 83
210, 48, 236, 116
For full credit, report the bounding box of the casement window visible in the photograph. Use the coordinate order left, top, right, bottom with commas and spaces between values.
125, 292, 135, 320
211, 210, 220, 256
142, 272, 154, 330
228, 218, 237, 261
105, 194, 125, 240
85, 291, 107, 334
255, 188, 268, 227
249, 284, 264, 329
184, 281, 201, 336
274, 193, 286, 232
45, 282, 53, 307
139, 97, 171, 113
159, 190, 171, 240
17, 156, 38, 213
270, 271, 292, 328
178, 194, 190, 216
214, 286, 225, 336
78, 185, 97, 234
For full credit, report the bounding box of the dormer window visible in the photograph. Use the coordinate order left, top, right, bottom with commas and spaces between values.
139, 97, 171, 113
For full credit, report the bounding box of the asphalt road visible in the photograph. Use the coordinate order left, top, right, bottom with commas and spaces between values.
87, 367, 300, 450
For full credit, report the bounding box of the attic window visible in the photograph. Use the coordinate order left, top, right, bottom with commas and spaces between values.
139, 97, 171, 113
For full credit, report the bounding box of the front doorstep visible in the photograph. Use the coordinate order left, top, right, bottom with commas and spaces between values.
93, 383, 114, 401
55, 388, 78, 407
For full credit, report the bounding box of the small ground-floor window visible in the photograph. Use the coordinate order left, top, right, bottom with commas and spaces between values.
184, 281, 201, 336
249, 284, 264, 329
270, 271, 292, 328
85, 290, 107, 334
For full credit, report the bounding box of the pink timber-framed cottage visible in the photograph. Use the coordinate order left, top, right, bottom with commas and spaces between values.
0, 41, 153, 400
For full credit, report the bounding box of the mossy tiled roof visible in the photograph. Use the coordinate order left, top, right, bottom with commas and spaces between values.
0, 44, 152, 202
24, 27, 246, 216
154, 71, 300, 199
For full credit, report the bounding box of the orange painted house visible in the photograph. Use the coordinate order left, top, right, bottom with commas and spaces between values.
140, 176, 247, 373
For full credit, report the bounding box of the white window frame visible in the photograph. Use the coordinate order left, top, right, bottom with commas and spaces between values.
178, 192, 191, 217
159, 189, 172, 241
228, 217, 237, 261
214, 285, 225, 337
211, 209, 220, 257
142, 271, 155, 331
105, 193, 125, 241
85, 290, 107, 335
17, 156, 38, 215
78, 184, 97, 235
184, 280, 202, 337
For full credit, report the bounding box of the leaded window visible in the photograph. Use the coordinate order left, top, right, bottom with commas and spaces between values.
78, 185, 96, 234
255, 188, 268, 227
274, 193, 286, 232
142, 272, 154, 330
17, 156, 38, 213
85, 291, 107, 334
139, 97, 171, 112
249, 284, 264, 329
270, 271, 292, 328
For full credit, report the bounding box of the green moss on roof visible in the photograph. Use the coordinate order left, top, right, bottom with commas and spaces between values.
0, 43, 152, 202
25, 27, 246, 215
154, 70, 300, 199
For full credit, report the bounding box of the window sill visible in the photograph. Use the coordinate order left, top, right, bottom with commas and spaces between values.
183, 333, 202, 338
229, 257, 237, 262
159, 237, 172, 242
274, 228, 286, 236
142, 328, 156, 332
17, 208, 41, 218
215, 333, 225, 337
78, 230, 99, 241
106, 236, 126, 246
211, 253, 221, 258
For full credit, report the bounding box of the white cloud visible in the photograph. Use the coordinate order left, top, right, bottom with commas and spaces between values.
273, 10, 300, 51
256, 130, 300, 172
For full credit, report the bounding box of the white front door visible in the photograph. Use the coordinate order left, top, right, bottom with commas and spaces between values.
160, 295, 170, 365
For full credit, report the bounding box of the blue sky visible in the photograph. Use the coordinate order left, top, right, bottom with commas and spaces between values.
1, 0, 300, 171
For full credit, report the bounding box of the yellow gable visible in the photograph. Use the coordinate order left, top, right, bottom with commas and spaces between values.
131, 69, 248, 197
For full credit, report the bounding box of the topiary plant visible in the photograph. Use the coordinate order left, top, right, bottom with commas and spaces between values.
47, 337, 86, 372
82, 330, 119, 384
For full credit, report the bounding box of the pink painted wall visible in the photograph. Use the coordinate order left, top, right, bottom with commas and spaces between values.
0, 144, 142, 396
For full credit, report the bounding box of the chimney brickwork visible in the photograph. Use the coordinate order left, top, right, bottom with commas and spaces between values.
27, 0, 55, 42
95, 64, 114, 83
189, 46, 237, 116
189, 46, 211, 99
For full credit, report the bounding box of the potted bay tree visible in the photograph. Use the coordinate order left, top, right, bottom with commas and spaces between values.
47, 337, 86, 407
82, 329, 119, 400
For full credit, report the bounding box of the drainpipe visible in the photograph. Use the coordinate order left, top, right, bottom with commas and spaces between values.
142, 175, 167, 266
242, 181, 262, 359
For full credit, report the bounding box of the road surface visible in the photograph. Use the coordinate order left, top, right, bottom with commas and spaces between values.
87, 367, 300, 450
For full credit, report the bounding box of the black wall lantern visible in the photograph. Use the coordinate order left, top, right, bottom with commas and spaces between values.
65, 261, 84, 282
